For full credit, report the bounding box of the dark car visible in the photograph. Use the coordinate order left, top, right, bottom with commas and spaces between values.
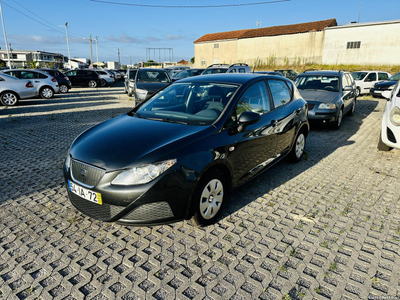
294, 70, 357, 129
64, 69, 101, 88
38, 68, 72, 93
201, 64, 230, 75
133, 68, 171, 102
370, 72, 400, 97
64, 73, 309, 226
255, 71, 284, 77
274, 69, 299, 80
171, 68, 205, 82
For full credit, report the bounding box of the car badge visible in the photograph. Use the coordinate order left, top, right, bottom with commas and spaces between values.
80, 168, 87, 177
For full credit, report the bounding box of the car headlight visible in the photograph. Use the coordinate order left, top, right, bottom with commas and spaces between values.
135, 88, 148, 96
388, 85, 395, 90
111, 159, 177, 186
390, 106, 400, 126
65, 151, 71, 171
318, 103, 336, 109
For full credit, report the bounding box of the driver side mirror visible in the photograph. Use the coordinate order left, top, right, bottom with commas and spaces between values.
237, 111, 261, 133
382, 90, 392, 100
343, 86, 353, 91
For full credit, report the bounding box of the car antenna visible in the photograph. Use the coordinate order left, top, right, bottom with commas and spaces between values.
252, 56, 259, 73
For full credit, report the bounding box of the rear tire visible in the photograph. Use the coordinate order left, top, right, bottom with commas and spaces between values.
289, 129, 306, 163
40, 86, 54, 99
100, 79, 107, 87
0, 91, 19, 106
378, 132, 391, 151
192, 170, 226, 226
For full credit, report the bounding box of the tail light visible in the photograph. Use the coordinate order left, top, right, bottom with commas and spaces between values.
110, 75, 114, 78
26, 81, 34, 88
64, 76, 69, 80
51, 77, 57, 82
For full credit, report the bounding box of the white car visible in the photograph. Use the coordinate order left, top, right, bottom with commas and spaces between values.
95, 69, 115, 86
352, 71, 391, 96
378, 82, 400, 151
0, 73, 37, 106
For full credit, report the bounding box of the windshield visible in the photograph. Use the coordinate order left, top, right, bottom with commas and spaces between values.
137, 70, 171, 83
202, 68, 228, 75
294, 75, 340, 92
135, 82, 239, 126
389, 72, 400, 81
351, 72, 368, 80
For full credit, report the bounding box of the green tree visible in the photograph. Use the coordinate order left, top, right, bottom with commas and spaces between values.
191, 57, 195, 64
0, 58, 6, 68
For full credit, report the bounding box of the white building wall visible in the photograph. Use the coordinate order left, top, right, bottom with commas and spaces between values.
322, 20, 400, 65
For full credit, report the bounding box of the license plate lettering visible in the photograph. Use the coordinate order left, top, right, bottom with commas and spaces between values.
69, 180, 102, 205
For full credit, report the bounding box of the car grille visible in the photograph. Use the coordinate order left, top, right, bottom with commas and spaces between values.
307, 104, 316, 110
387, 127, 397, 143
121, 202, 174, 221
69, 192, 125, 221
71, 159, 105, 187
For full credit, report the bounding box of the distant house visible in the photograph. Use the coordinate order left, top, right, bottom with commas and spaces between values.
194, 18, 400, 67
194, 19, 337, 68
0, 50, 67, 68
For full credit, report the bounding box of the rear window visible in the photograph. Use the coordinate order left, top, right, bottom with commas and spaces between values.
137, 70, 170, 83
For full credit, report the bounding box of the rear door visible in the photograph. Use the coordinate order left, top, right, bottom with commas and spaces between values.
65, 70, 78, 85
19, 71, 42, 92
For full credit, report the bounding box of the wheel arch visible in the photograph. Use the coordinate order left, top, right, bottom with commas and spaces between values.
1, 90, 20, 100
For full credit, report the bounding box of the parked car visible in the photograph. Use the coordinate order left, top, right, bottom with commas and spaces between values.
378, 82, 400, 151
171, 68, 205, 82
95, 69, 115, 86
0, 73, 36, 106
2, 69, 59, 99
351, 71, 391, 96
274, 69, 298, 80
38, 68, 71, 93
133, 68, 171, 102
255, 71, 284, 76
164, 66, 190, 76
64, 69, 101, 88
124, 68, 138, 96
370, 72, 400, 97
294, 70, 357, 129
63, 73, 309, 226
201, 64, 230, 75
227, 63, 252, 73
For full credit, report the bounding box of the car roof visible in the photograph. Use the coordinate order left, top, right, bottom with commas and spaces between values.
177, 73, 291, 85
298, 70, 346, 76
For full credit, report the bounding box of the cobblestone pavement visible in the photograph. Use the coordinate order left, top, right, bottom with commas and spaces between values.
1, 84, 400, 300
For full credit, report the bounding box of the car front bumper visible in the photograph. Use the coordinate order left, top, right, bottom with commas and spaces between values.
63, 159, 195, 225
381, 107, 400, 150
307, 103, 337, 122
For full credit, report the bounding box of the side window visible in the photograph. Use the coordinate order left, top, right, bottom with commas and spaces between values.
378, 73, 388, 80
38, 73, 48, 79
268, 80, 291, 108
238, 68, 246, 73
236, 81, 270, 117
342, 74, 350, 87
8, 71, 20, 78
67, 71, 77, 76
366, 72, 377, 82
20, 71, 37, 79
228, 68, 236, 73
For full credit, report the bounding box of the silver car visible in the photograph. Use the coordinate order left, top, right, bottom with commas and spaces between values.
0, 73, 37, 106
95, 69, 115, 86
2, 69, 59, 99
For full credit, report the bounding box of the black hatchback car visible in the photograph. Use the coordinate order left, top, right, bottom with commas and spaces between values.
64, 69, 101, 88
39, 68, 72, 93
64, 74, 309, 226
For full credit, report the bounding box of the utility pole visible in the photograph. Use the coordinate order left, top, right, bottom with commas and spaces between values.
9, 43, 13, 67
95, 36, 99, 65
59, 22, 71, 69
118, 48, 120, 64
89, 34, 93, 66
0, 0, 11, 69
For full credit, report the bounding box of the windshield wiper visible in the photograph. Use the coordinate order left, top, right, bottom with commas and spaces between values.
146, 117, 188, 125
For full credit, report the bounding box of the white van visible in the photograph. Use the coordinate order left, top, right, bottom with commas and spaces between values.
351, 71, 391, 96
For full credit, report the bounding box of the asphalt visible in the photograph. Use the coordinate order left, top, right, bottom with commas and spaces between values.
1, 82, 400, 300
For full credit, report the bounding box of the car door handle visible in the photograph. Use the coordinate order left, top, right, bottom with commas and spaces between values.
270, 119, 276, 127
34, 81, 40, 83
295, 108, 301, 115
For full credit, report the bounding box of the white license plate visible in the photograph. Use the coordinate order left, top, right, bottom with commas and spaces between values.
68, 180, 102, 205
374, 90, 382, 93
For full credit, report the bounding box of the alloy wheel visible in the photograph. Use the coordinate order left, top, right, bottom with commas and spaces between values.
199, 179, 224, 220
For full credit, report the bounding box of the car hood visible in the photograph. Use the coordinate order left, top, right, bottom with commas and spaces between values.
70, 114, 214, 171
297, 90, 340, 103
374, 80, 397, 88
135, 82, 169, 93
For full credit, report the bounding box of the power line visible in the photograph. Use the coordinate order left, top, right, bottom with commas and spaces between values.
89, 0, 290, 8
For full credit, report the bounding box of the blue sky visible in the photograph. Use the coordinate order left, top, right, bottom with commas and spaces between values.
0, 0, 399, 65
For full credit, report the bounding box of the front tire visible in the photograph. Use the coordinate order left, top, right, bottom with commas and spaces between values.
40, 86, 54, 99
289, 129, 306, 162
0, 91, 19, 106
331, 108, 343, 130
356, 87, 361, 97
88, 80, 97, 88
128, 87, 133, 97
378, 132, 391, 151
192, 170, 226, 226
